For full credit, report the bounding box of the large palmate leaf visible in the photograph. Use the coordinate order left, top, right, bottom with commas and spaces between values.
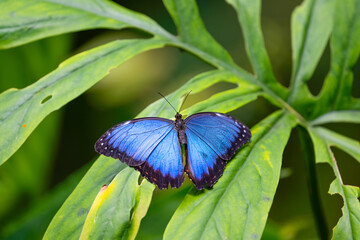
1, 0, 360, 239
164, 112, 296, 240
44, 69, 261, 239
0, 37, 168, 166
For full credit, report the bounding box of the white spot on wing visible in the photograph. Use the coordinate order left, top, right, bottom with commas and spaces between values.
123, 121, 130, 125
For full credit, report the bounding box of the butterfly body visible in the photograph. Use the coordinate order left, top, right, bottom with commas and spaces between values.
174, 113, 187, 144
95, 112, 251, 190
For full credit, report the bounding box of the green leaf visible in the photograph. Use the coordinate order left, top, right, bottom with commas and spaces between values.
45, 69, 261, 239
0, 37, 168, 166
164, 111, 296, 240
0, 35, 69, 220
162, 0, 234, 65
43, 157, 126, 240
288, 0, 335, 106
0, 0, 171, 49
311, 127, 360, 164
309, 129, 360, 239
311, 110, 360, 125
225, 0, 288, 99
315, 0, 360, 115
79, 168, 154, 240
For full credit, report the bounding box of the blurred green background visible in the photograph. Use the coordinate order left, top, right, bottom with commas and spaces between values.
0, 0, 359, 239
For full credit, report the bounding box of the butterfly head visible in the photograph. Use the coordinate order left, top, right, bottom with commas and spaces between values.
175, 112, 186, 133
175, 112, 182, 120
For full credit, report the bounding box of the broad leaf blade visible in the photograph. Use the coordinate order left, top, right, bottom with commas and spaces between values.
43, 157, 126, 239
0, 0, 170, 49
288, 0, 335, 107
79, 168, 154, 240
315, 0, 360, 115
225, 0, 287, 99
0, 38, 168, 166
164, 111, 296, 240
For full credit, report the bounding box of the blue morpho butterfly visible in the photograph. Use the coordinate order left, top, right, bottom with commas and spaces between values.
95, 93, 251, 190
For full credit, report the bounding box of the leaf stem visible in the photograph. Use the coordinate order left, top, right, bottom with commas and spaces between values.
298, 126, 329, 240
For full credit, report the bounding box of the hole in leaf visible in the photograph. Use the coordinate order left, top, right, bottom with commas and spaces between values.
129, 206, 135, 222
315, 162, 343, 232
322, 122, 360, 142
41, 95, 52, 104
307, 43, 330, 96
331, 147, 360, 187
138, 174, 144, 185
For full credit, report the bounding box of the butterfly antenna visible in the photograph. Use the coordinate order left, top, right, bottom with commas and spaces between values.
158, 92, 178, 113
178, 90, 192, 112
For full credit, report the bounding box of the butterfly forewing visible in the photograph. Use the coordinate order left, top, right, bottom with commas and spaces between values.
184, 112, 251, 190
95, 117, 184, 189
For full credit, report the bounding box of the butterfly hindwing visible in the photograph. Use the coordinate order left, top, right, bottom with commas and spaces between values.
134, 126, 184, 189
95, 118, 184, 189
184, 112, 251, 190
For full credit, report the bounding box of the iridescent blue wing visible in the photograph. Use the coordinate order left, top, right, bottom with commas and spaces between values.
184, 112, 251, 190
95, 118, 184, 189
